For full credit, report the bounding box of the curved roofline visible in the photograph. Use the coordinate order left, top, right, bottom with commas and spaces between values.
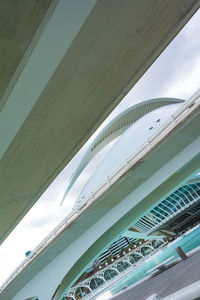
61, 97, 184, 206
90, 97, 183, 157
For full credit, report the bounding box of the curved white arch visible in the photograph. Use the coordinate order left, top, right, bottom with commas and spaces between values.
61, 97, 184, 205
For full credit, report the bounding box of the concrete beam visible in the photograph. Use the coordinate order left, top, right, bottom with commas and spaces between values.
0, 0, 199, 245
53, 104, 200, 300
1, 92, 200, 300
0, 0, 54, 110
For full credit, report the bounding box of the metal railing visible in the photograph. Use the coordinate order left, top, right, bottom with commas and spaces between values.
0, 89, 200, 294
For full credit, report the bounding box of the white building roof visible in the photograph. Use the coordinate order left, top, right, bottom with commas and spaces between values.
61, 98, 184, 206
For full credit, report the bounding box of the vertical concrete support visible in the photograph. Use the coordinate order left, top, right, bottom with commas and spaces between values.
176, 246, 188, 260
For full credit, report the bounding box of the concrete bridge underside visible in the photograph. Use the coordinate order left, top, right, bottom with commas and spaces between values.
0, 0, 199, 245
1, 95, 200, 300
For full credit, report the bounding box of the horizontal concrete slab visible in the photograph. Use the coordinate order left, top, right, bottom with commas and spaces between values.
0, 0, 54, 110
0, 0, 199, 246
1, 92, 200, 300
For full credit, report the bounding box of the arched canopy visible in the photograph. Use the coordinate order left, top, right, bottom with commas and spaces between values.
103, 268, 118, 280
61, 97, 184, 205
74, 286, 90, 297
90, 277, 104, 290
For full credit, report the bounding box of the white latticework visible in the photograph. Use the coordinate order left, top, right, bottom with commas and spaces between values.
64, 238, 167, 299
133, 183, 200, 235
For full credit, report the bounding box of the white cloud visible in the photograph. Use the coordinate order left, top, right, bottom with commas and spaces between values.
165, 56, 200, 99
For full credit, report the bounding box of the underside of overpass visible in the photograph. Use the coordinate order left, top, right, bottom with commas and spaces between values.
52, 99, 200, 300
0, 91, 199, 300
0, 0, 199, 246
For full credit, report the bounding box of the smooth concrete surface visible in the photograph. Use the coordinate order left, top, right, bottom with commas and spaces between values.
1, 99, 200, 300
0, 0, 53, 110
0, 0, 199, 245
112, 250, 200, 300
0, 0, 97, 245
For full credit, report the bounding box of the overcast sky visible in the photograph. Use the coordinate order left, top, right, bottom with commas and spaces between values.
0, 9, 200, 286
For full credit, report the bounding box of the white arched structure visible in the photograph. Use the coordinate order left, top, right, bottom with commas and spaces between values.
61, 98, 184, 206
1, 91, 200, 300
64, 239, 166, 299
